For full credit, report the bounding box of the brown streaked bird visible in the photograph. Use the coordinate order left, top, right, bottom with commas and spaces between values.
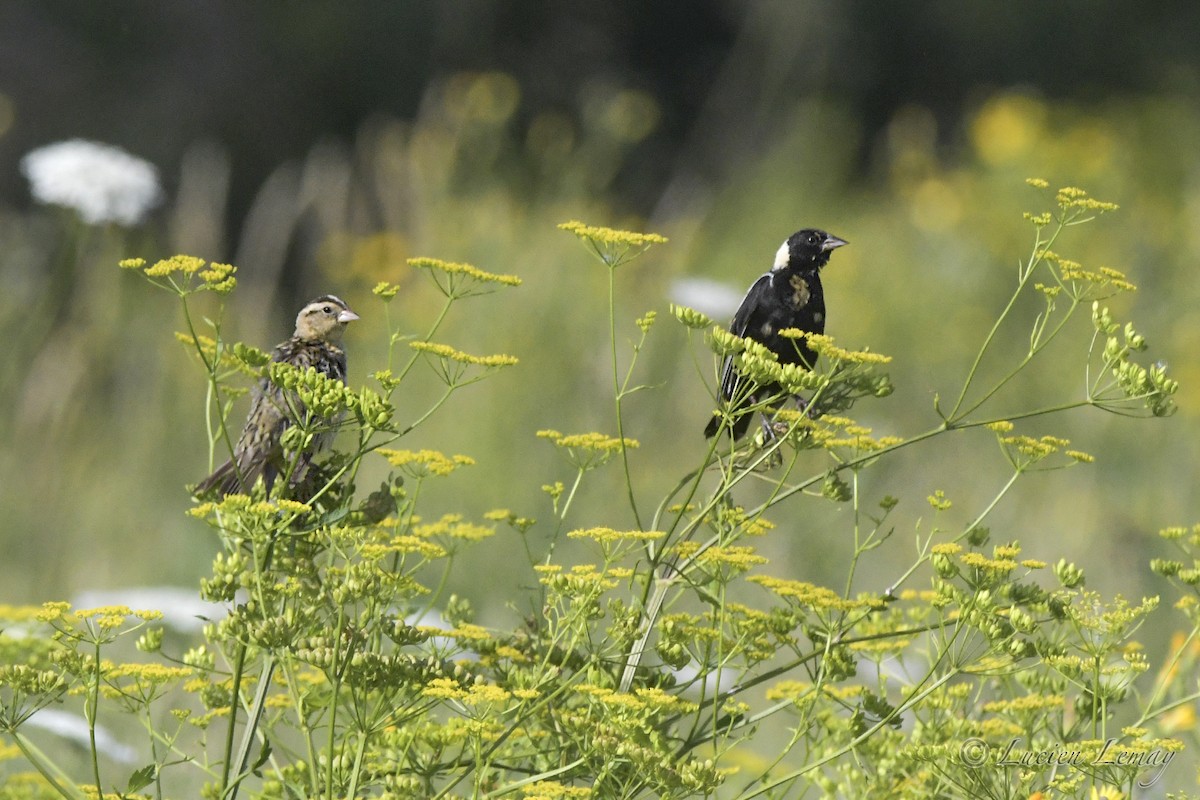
195, 295, 360, 497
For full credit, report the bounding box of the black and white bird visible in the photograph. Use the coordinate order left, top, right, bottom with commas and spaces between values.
704, 229, 848, 440
196, 295, 359, 497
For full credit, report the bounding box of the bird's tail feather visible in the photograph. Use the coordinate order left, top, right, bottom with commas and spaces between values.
703, 407, 753, 441
194, 458, 264, 497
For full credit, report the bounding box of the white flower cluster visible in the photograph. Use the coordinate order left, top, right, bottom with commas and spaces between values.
20, 139, 162, 225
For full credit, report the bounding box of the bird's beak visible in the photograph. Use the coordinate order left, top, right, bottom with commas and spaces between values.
821, 235, 849, 252
339, 309, 360, 323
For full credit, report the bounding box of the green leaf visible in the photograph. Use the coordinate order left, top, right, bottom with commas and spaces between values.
127, 764, 157, 793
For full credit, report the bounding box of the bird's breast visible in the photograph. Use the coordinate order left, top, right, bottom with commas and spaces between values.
788, 274, 811, 308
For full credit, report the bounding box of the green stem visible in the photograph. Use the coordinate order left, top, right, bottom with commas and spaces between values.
87, 640, 103, 795
225, 656, 275, 800
9, 731, 89, 800
947, 223, 1064, 420
608, 266, 644, 529
218, 643, 247, 794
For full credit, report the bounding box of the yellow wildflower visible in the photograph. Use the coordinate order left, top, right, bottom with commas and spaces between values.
409, 256, 521, 289
557, 220, 667, 248
567, 527, 665, 543
378, 448, 475, 477
409, 340, 518, 368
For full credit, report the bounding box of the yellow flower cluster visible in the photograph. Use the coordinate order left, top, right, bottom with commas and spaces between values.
960, 552, 1018, 574
1000, 433, 1070, 460
696, 545, 768, 571
36, 603, 162, 635
360, 536, 446, 561
815, 418, 904, 452
409, 340, 519, 368
670, 303, 713, 330
124, 255, 238, 293
572, 683, 696, 714
558, 219, 668, 269
1056, 259, 1137, 292
927, 490, 952, 511
378, 448, 475, 477
981, 694, 1065, 714
537, 430, 639, 452
537, 429, 638, 470
409, 256, 522, 287
520, 780, 593, 799
1055, 185, 1119, 213
0, 604, 44, 623
189, 496, 311, 522
785, 331, 892, 365
371, 281, 401, 300
566, 527, 665, 543
413, 513, 495, 541
557, 220, 667, 248
105, 662, 192, 686
749, 577, 884, 612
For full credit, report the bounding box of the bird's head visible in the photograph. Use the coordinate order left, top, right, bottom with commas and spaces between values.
294, 295, 359, 342
773, 229, 848, 272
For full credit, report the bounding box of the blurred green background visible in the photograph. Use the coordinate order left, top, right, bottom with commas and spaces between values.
1, 0, 1198, 650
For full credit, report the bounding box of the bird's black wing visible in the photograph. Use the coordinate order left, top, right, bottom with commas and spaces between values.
717, 273, 772, 401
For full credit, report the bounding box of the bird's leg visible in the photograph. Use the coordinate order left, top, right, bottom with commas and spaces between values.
793, 393, 820, 419
760, 414, 780, 443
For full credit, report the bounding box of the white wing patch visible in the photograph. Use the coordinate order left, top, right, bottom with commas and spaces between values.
772, 241, 789, 271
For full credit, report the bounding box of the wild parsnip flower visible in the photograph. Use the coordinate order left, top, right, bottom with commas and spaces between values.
981, 694, 1064, 714
670, 302, 715, 330
21, 139, 162, 225
360, 536, 446, 560
0, 604, 45, 624
1055, 185, 1119, 213
409, 257, 521, 298
960, 552, 1018, 574
927, 490, 952, 511
127, 254, 238, 294
413, 513, 495, 541
558, 219, 667, 268
372, 281, 401, 300
520, 780, 593, 799
537, 429, 638, 470
567, 527, 665, 544
1057, 259, 1137, 293
696, 545, 768, 571
1025, 177, 1049, 189
103, 663, 192, 702
172, 332, 260, 383
409, 341, 518, 386
789, 331, 892, 365
378, 448, 475, 477
422, 677, 469, 700
749, 577, 884, 612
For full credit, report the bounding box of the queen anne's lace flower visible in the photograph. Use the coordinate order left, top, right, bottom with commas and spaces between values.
20, 139, 162, 225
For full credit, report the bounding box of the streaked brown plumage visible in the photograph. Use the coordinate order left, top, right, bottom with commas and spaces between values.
195, 295, 359, 497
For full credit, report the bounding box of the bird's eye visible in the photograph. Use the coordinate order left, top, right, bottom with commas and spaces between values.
808, 233, 820, 244
323, 306, 333, 314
